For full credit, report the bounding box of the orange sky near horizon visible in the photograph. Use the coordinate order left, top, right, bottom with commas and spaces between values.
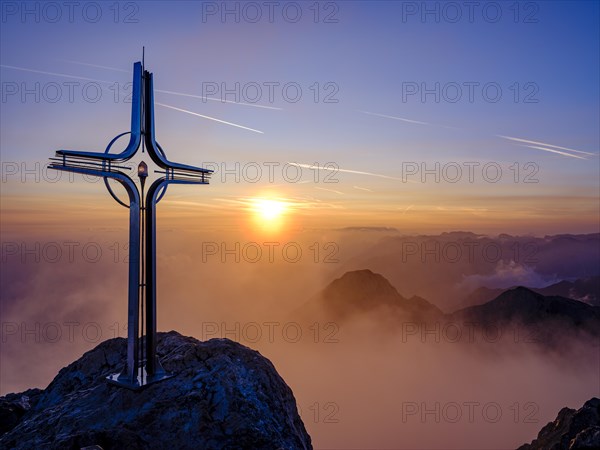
2, 182, 599, 238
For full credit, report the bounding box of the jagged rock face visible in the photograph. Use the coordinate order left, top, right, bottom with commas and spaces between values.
0, 388, 42, 435
518, 398, 600, 450
0, 331, 312, 450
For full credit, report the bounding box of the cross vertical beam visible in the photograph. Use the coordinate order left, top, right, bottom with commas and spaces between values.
145, 179, 165, 376
125, 186, 141, 383
48, 59, 212, 390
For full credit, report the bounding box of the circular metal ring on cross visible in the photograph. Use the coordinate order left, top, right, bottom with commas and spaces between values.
102, 132, 168, 207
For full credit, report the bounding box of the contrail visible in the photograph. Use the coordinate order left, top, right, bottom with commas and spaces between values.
156, 89, 282, 110
0, 64, 113, 84
520, 145, 587, 160
498, 135, 595, 156
58, 59, 130, 73
157, 102, 264, 134
62, 60, 283, 109
359, 110, 430, 125
287, 162, 413, 182
287, 162, 418, 183
315, 186, 345, 195
0, 65, 266, 134
359, 107, 593, 161
2, 64, 281, 111
62, 59, 283, 110
353, 186, 373, 192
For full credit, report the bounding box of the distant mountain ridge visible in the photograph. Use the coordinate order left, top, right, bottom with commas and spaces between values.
451, 286, 600, 347
461, 276, 600, 308
299, 269, 600, 348
336, 232, 600, 311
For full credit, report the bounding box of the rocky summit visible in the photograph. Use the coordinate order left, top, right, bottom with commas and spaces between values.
0, 331, 312, 450
518, 397, 600, 450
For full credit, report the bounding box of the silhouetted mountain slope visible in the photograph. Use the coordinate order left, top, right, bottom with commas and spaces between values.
451, 287, 600, 346
321, 269, 401, 312
517, 397, 600, 450
0, 331, 312, 450
336, 232, 600, 311
297, 271, 599, 350
461, 276, 600, 308
296, 269, 443, 322
453, 287, 598, 325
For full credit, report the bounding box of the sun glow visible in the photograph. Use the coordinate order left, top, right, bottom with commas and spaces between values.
254, 198, 286, 220
249, 197, 289, 232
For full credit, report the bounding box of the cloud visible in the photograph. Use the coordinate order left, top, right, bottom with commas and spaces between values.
459, 260, 558, 291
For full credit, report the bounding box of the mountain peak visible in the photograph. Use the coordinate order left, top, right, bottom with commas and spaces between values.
295, 269, 443, 322
491, 286, 546, 306
0, 331, 312, 449
322, 269, 403, 311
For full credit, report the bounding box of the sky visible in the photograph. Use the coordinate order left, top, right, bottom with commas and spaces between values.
1, 0, 599, 236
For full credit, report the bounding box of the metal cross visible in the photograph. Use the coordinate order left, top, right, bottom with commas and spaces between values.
49, 60, 212, 390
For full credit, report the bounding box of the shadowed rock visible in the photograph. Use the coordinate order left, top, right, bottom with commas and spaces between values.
517, 397, 600, 450
0, 331, 312, 450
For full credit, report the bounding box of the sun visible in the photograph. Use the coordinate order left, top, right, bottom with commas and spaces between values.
254, 198, 286, 221
249, 197, 289, 232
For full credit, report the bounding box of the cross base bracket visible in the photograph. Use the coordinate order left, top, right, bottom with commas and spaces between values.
106, 367, 174, 391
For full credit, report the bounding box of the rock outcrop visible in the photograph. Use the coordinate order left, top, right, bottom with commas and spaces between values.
0, 331, 312, 450
518, 398, 600, 450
